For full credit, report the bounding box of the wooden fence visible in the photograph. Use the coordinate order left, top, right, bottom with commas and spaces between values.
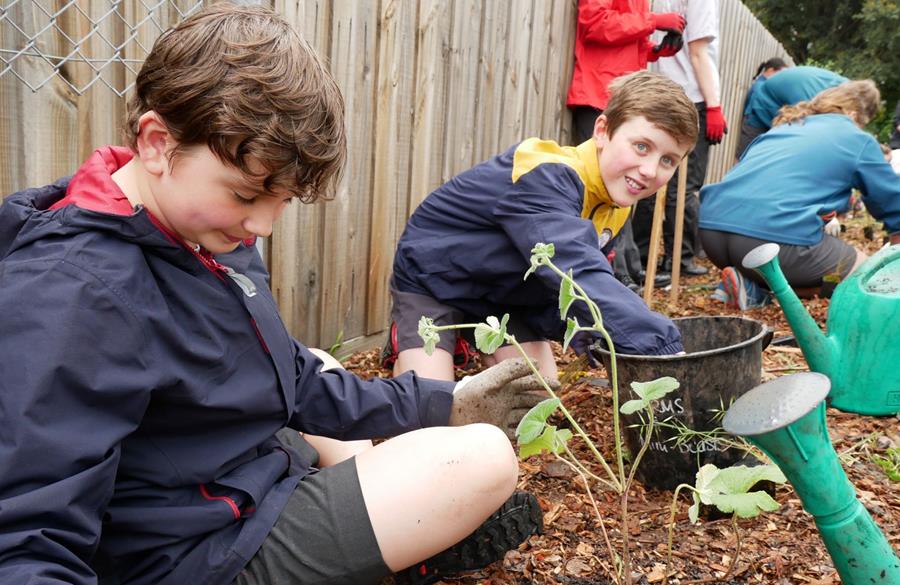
1, 0, 790, 354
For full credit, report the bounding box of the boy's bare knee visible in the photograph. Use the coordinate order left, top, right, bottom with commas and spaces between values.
457, 423, 518, 491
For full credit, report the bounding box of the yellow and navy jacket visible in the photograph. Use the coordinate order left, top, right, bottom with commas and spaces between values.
392, 138, 682, 355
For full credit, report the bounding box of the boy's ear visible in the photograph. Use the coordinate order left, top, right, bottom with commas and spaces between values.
135, 111, 174, 177
592, 114, 610, 147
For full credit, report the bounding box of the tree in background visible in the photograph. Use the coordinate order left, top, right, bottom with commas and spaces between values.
746, 0, 899, 142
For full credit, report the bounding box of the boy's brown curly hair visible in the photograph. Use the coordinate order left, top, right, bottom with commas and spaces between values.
123, 3, 345, 202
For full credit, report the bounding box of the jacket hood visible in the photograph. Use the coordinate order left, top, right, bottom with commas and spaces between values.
0, 147, 173, 261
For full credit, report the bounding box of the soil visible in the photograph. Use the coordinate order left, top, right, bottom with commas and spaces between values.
349, 212, 899, 584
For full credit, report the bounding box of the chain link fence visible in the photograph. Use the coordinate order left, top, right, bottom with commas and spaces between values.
1, 0, 203, 96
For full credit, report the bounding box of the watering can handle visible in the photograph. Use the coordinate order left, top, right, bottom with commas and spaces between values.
761, 326, 774, 351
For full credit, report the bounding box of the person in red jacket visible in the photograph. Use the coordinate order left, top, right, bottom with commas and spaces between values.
566, 0, 686, 292
567, 0, 686, 143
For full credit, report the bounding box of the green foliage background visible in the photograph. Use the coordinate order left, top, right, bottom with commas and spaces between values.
746, 0, 899, 141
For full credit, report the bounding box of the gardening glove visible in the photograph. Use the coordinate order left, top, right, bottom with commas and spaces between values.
650, 12, 685, 33
649, 30, 683, 61
569, 332, 602, 368
450, 358, 559, 440
824, 216, 841, 237
705, 106, 727, 144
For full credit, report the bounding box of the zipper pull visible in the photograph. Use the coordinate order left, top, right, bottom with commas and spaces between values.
222, 266, 257, 297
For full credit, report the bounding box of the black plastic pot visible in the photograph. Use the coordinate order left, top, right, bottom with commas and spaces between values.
592, 316, 773, 491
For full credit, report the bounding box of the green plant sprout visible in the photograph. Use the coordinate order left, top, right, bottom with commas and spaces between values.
661, 463, 787, 585
871, 447, 900, 482
418, 243, 786, 584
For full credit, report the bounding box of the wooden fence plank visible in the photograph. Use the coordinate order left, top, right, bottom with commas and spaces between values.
473, 0, 509, 162
318, 0, 377, 349
408, 0, 450, 211
366, 0, 416, 335
270, 0, 331, 342
441, 0, 482, 180
497, 0, 532, 148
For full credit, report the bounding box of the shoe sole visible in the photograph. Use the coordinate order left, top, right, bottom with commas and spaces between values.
721, 268, 746, 310
405, 491, 543, 584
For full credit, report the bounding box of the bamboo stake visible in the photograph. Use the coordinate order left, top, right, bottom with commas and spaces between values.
642, 184, 667, 305
669, 158, 689, 306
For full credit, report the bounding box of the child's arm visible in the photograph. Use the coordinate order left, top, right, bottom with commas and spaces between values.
0, 261, 149, 583
287, 340, 456, 439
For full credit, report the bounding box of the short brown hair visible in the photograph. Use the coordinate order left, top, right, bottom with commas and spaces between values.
773, 80, 881, 128
123, 3, 345, 202
603, 71, 699, 148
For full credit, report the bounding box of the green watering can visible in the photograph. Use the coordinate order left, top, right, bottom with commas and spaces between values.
743, 243, 900, 415
723, 373, 900, 584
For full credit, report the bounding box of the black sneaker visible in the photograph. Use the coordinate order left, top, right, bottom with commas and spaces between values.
399, 491, 543, 585
615, 272, 642, 294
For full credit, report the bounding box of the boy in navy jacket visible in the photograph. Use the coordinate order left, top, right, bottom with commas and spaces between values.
0, 5, 546, 584
389, 71, 698, 383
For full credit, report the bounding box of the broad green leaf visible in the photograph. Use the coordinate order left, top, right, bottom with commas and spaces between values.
519, 425, 573, 459
562, 317, 580, 352
417, 317, 440, 356
690, 463, 787, 523
631, 377, 680, 401
515, 397, 561, 444
559, 270, 576, 319
619, 399, 646, 415
707, 464, 787, 496
474, 314, 509, 354
621, 377, 680, 413
709, 491, 781, 519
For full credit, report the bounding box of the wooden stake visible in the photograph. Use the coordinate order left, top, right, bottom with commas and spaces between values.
669, 158, 689, 306
643, 183, 667, 305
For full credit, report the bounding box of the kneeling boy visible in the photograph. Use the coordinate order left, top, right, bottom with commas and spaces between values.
388, 71, 699, 381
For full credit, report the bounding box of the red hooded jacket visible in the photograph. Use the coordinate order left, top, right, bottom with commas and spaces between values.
566, 0, 657, 110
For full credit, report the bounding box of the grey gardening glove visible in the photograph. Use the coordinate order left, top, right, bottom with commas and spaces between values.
449, 358, 559, 440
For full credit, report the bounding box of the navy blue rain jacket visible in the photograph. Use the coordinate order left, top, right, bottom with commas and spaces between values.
392, 139, 682, 356
0, 147, 454, 585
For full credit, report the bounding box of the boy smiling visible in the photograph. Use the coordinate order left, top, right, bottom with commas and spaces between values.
387, 71, 699, 382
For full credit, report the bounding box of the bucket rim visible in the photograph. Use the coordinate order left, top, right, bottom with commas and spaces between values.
591, 315, 772, 362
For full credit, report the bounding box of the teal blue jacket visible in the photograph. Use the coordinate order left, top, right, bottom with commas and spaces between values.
700, 114, 900, 246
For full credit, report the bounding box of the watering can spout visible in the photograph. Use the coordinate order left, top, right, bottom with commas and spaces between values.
742, 244, 835, 375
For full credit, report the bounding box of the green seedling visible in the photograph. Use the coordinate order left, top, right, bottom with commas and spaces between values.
419, 242, 680, 585
662, 463, 787, 585
872, 447, 900, 482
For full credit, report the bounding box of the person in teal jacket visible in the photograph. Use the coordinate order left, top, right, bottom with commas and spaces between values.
699, 80, 900, 309
743, 66, 847, 133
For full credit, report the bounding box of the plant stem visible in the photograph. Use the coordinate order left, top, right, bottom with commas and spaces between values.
544, 263, 627, 488
509, 337, 622, 490
662, 483, 695, 585
556, 453, 619, 581
563, 444, 618, 493
625, 410, 655, 494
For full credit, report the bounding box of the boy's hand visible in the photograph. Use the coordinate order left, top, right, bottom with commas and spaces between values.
651, 12, 685, 33
449, 358, 557, 439
705, 106, 727, 143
